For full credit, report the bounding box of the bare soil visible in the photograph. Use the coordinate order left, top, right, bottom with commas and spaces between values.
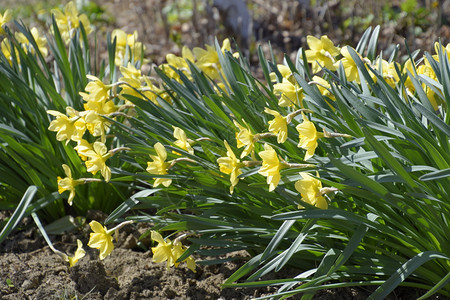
0, 216, 370, 300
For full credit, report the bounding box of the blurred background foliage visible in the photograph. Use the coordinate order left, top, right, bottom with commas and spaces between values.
3, 0, 450, 65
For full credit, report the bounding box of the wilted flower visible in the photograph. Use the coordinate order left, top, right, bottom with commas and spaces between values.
67, 239, 86, 267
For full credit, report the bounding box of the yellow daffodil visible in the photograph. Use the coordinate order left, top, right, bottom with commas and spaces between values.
147, 142, 172, 187
296, 113, 323, 161
151, 231, 196, 272
0, 9, 12, 35
111, 29, 145, 65
74, 139, 92, 161
151, 231, 176, 269
217, 140, 243, 194
173, 126, 194, 154
57, 164, 83, 206
334, 46, 361, 83
80, 75, 111, 104
87, 221, 114, 260
258, 143, 282, 192
273, 78, 304, 107
433, 42, 450, 61
295, 172, 327, 209
1, 38, 19, 65
67, 239, 86, 267
371, 58, 400, 88
119, 62, 142, 80
47, 107, 86, 144
82, 110, 112, 143
15, 27, 48, 57
51, 1, 93, 44
84, 141, 111, 182
305, 35, 340, 73
234, 119, 255, 158
264, 108, 288, 144
270, 64, 294, 83
172, 240, 196, 272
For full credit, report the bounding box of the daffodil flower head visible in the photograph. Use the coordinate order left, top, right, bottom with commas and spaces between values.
264, 108, 288, 144
67, 239, 86, 267
234, 119, 255, 158
0, 9, 12, 35
1, 38, 19, 65
88, 221, 114, 260
57, 164, 84, 205
151, 231, 176, 269
305, 35, 340, 73
172, 239, 196, 272
111, 29, 145, 66
269, 64, 294, 83
295, 172, 328, 209
51, 1, 93, 44
74, 139, 92, 161
47, 107, 86, 144
15, 27, 48, 57
258, 143, 282, 192
273, 78, 304, 107
84, 141, 111, 182
146, 142, 172, 187
119, 62, 142, 80
217, 140, 243, 194
173, 126, 194, 155
334, 46, 361, 83
296, 113, 323, 161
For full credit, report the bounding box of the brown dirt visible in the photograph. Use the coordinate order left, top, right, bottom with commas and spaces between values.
0, 216, 371, 300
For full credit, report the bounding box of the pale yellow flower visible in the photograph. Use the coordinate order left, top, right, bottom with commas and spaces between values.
80, 75, 111, 104
87, 221, 114, 260
172, 240, 196, 272
273, 78, 303, 107
67, 239, 86, 267
296, 113, 323, 161
217, 140, 243, 193
57, 164, 83, 205
84, 141, 111, 182
15, 27, 48, 57
264, 108, 288, 144
111, 29, 145, 66
269, 64, 294, 83
151, 231, 175, 269
47, 107, 86, 144
334, 46, 360, 83
146, 142, 172, 187
74, 139, 92, 161
295, 172, 327, 209
151, 231, 196, 272
1, 38, 19, 65
173, 127, 194, 154
258, 143, 282, 192
234, 119, 254, 158
0, 9, 12, 35
52, 1, 93, 44
305, 35, 340, 73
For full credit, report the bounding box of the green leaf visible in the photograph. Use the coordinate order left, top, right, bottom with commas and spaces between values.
0, 186, 37, 244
